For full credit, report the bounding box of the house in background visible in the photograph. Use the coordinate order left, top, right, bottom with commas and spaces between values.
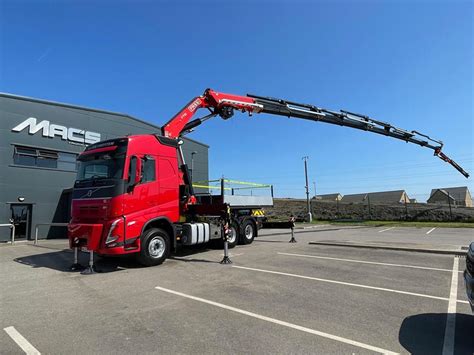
314, 193, 342, 201
427, 186, 472, 207
340, 190, 411, 204
340, 193, 367, 204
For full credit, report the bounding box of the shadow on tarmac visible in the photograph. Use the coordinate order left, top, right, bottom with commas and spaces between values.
13, 243, 225, 272
398, 313, 474, 354
13, 249, 141, 273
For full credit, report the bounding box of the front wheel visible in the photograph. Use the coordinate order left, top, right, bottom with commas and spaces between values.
137, 228, 170, 266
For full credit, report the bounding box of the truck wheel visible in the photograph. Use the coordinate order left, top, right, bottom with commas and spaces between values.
137, 228, 170, 266
227, 223, 239, 249
240, 219, 256, 245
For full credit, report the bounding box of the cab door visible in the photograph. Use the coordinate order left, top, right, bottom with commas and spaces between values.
122, 155, 158, 242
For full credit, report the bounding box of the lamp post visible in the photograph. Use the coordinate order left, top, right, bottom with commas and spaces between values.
303, 156, 312, 222
191, 151, 197, 181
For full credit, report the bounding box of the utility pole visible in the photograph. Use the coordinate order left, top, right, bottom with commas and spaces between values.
303, 156, 312, 222
313, 181, 316, 198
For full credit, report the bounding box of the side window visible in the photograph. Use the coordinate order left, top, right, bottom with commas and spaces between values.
141, 156, 156, 183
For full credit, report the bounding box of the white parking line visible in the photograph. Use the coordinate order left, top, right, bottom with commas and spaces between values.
4, 326, 41, 355
232, 265, 469, 304
442, 257, 459, 355
277, 252, 459, 273
155, 286, 398, 354
378, 227, 395, 233
426, 227, 436, 235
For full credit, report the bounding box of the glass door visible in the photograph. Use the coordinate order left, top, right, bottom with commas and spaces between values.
10, 204, 32, 240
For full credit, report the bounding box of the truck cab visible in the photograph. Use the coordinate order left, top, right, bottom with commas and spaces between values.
68, 134, 181, 263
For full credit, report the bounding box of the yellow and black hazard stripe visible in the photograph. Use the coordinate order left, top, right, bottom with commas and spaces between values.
252, 209, 265, 217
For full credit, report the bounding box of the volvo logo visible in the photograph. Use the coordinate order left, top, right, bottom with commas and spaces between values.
86, 190, 93, 197
12, 117, 101, 145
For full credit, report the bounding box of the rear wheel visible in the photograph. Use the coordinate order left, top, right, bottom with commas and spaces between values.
137, 228, 170, 266
240, 219, 256, 245
227, 223, 239, 249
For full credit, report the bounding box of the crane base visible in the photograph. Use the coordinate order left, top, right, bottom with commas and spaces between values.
80, 265, 99, 275
69, 263, 85, 271
220, 256, 232, 264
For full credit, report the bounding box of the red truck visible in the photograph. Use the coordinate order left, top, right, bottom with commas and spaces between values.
68, 89, 468, 272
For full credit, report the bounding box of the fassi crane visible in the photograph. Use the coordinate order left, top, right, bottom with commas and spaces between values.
161, 88, 469, 178
69, 88, 469, 272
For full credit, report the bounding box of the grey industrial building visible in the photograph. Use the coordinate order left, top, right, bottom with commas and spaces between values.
0, 93, 209, 242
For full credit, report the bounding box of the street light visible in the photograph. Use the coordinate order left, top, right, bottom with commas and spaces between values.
191, 151, 197, 181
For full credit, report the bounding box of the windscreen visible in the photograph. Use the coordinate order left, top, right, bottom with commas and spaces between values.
76, 144, 127, 182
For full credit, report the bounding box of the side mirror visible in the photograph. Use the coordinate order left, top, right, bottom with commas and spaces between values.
129, 156, 142, 186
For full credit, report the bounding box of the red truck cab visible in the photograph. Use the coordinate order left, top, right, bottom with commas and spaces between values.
68, 134, 181, 263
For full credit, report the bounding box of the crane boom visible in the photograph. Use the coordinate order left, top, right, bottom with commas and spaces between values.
161, 88, 469, 178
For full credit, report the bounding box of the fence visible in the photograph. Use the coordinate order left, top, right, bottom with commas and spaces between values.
34, 223, 69, 244
0, 223, 15, 244
193, 178, 273, 197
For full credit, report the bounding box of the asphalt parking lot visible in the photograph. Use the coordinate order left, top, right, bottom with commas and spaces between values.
1, 226, 473, 354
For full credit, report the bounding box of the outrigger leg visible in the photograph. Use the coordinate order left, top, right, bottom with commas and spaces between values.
220, 210, 233, 264
289, 226, 297, 243
69, 246, 85, 271
288, 216, 297, 243
220, 224, 233, 264
81, 250, 98, 274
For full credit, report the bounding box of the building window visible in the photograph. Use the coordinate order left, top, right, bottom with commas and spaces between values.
58, 152, 78, 171
13, 146, 77, 171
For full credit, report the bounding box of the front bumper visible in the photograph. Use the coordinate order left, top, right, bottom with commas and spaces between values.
68, 223, 104, 250
464, 270, 474, 312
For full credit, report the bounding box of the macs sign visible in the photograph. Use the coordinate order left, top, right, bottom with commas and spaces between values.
12, 117, 101, 145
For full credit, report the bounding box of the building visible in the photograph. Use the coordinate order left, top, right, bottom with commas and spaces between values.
0, 93, 209, 241
314, 193, 342, 201
340, 190, 410, 204
340, 193, 367, 204
427, 186, 472, 207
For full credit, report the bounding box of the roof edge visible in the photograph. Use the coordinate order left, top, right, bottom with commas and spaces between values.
0, 92, 209, 148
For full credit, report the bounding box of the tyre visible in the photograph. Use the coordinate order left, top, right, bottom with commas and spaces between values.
137, 228, 170, 266
240, 219, 256, 245
226, 223, 239, 249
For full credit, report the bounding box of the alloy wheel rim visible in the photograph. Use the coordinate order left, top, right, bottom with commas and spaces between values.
149, 236, 165, 258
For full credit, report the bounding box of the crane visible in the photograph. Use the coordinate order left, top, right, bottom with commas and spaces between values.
161, 88, 469, 178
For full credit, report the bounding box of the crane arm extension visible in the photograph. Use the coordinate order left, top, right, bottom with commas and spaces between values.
161, 88, 469, 178
248, 94, 469, 178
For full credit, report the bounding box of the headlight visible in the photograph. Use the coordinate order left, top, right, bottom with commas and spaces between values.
105, 219, 121, 245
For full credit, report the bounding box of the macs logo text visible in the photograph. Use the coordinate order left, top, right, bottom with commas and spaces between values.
12, 117, 101, 145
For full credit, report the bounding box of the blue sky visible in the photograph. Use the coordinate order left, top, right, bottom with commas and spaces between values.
1, 0, 472, 201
